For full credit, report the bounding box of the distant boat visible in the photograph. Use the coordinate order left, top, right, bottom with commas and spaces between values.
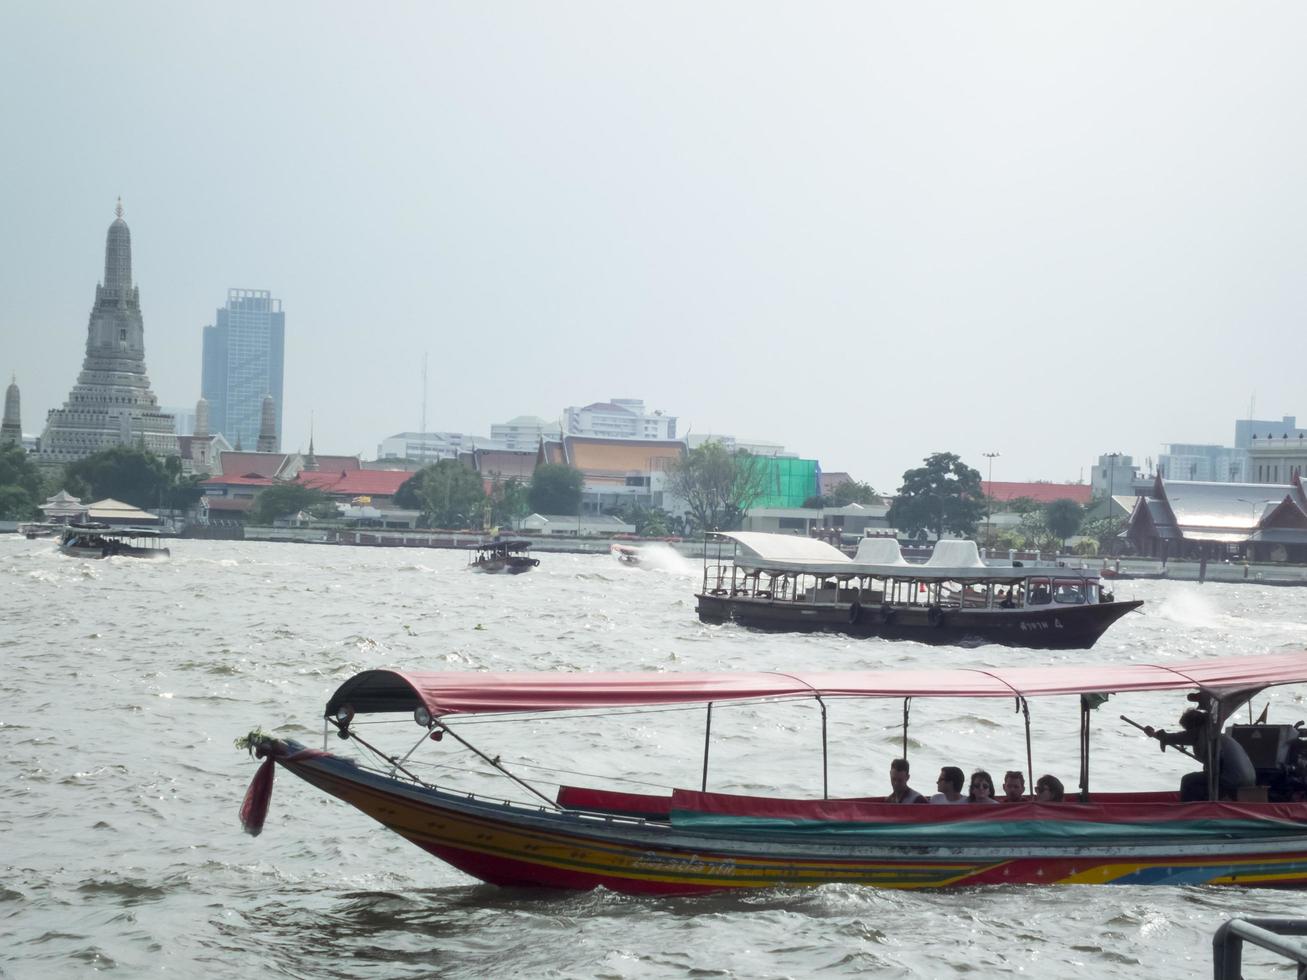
610, 542, 644, 567
695, 532, 1141, 650
19, 522, 63, 539
58, 523, 171, 560
467, 538, 539, 574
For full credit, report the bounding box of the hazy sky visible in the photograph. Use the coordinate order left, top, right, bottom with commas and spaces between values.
2, 3, 1303, 492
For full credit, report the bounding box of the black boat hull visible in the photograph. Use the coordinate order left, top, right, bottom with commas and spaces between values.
695, 594, 1143, 649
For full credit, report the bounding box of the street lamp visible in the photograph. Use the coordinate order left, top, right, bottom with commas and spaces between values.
982, 452, 1000, 550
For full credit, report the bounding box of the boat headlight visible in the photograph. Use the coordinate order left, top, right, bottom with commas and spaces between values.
334, 704, 355, 727
414, 705, 432, 728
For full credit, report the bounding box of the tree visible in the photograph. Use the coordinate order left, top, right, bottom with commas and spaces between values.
413, 459, 487, 528
827, 479, 878, 506
64, 446, 171, 510
528, 463, 584, 515
1045, 499, 1085, 548
665, 442, 770, 532
0, 443, 47, 519
1080, 515, 1129, 556
489, 476, 530, 527
614, 503, 672, 536
886, 452, 986, 539
249, 482, 336, 525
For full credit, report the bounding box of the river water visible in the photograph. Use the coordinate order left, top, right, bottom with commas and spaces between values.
3, 536, 1306, 979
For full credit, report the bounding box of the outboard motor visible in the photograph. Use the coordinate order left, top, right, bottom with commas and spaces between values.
1229, 722, 1307, 802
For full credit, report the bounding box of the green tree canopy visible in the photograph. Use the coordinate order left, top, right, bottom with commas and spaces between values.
0, 443, 48, 520
1045, 498, 1085, 546
489, 476, 530, 527
886, 452, 986, 539
63, 446, 172, 510
400, 459, 487, 528
666, 442, 769, 532
828, 479, 878, 506
249, 482, 336, 525
528, 463, 584, 515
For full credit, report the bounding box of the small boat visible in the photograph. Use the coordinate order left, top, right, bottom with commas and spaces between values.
610, 542, 644, 566
238, 651, 1307, 893
467, 538, 539, 574
58, 523, 171, 559
695, 532, 1142, 649
19, 522, 64, 539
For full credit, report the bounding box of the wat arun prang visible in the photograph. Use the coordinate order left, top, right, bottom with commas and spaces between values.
37, 201, 177, 465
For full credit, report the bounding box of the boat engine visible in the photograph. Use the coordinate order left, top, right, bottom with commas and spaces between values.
1229, 722, 1307, 802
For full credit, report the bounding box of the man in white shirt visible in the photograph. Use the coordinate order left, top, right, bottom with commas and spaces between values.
930, 766, 968, 804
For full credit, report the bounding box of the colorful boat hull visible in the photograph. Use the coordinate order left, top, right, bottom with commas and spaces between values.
272, 744, 1307, 893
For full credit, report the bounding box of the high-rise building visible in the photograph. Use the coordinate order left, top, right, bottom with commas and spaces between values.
201, 289, 285, 452
37, 201, 176, 464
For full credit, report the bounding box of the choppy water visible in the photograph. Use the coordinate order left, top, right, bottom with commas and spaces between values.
3, 535, 1306, 979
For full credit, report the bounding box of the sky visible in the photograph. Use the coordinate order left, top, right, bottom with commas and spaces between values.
1, 3, 1303, 493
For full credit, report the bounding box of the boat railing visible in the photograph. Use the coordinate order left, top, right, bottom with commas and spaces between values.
1212, 918, 1307, 979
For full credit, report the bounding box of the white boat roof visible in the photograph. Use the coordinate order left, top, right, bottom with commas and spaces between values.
852, 537, 909, 565
715, 531, 1096, 581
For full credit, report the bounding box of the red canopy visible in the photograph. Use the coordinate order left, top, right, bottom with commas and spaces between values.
324, 650, 1307, 719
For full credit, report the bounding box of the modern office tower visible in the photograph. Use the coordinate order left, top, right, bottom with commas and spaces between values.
37, 201, 176, 464
201, 289, 285, 452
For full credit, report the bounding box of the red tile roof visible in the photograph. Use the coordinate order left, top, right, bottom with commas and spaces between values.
202, 473, 275, 487
216, 451, 290, 478
296, 469, 411, 497
986, 481, 1093, 505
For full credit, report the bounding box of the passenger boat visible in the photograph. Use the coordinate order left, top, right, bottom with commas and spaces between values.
238, 651, 1307, 893
58, 523, 171, 559
467, 538, 539, 574
695, 532, 1142, 649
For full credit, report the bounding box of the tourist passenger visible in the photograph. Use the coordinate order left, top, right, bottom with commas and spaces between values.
884, 758, 923, 804
1001, 770, 1026, 802
1144, 708, 1257, 801
999, 590, 1016, 609
930, 766, 967, 804
1034, 775, 1065, 802
968, 770, 1000, 804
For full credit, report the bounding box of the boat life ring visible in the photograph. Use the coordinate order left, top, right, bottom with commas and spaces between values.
927, 604, 946, 628
880, 604, 895, 623
848, 601, 861, 624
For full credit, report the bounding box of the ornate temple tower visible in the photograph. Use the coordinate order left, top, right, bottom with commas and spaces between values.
256, 394, 277, 453
1, 375, 21, 444
36, 200, 177, 464
191, 396, 211, 471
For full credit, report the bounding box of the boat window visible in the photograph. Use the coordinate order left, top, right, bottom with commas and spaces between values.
1027, 577, 1052, 605
1053, 579, 1086, 604
1085, 581, 1100, 603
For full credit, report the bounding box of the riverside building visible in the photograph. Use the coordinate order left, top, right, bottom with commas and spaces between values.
36, 201, 177, 464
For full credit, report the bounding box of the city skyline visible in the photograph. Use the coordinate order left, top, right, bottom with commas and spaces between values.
2, 5, 1304, 492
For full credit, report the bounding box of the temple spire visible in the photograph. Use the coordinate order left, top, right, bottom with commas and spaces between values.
103, 198, 133, 296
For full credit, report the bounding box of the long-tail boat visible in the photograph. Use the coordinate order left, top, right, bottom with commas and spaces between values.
238, 652, 1307, 893
695, 532, 1142, 649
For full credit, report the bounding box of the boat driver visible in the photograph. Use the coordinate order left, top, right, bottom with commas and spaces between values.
1144, 708, 1257, 801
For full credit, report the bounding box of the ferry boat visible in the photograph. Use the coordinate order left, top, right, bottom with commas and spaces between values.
695, 532, 1142, 649
238, 651, 1307, 893
467, 538, 539, 574
58, 523, 171, 559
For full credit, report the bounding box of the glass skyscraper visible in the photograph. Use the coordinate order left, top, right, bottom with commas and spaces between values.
201, 289, 285, 451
